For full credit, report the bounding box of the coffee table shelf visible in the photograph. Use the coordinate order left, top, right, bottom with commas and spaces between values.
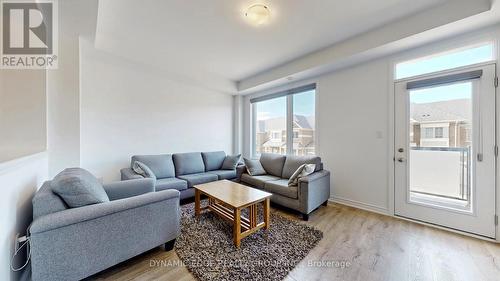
194, 180, 272, 247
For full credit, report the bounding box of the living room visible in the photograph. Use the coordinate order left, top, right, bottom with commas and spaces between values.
1, 0, 500, 280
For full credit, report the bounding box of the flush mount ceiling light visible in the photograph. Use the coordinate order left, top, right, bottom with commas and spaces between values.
245, 4, 270, 25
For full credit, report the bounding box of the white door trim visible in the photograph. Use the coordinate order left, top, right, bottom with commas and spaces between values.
387, 62, 500, 242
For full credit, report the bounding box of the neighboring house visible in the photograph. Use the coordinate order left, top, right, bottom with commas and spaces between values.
410, 99, 471, 148
256, 115, 315, 155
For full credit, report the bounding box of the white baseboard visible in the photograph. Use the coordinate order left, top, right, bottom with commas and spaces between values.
329, 196, 391, 216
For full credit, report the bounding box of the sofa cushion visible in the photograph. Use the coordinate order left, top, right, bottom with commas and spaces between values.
259, 153, 286, 177
51, 168, 110, 208
207, 169, 237, 180
201, 151, 226, 171
177, 173, 218, 187
155, 177, 188, 191
240, 173, 280, 189
288, 164, 316, 186
132, 161, 156, 180
32, 181, 68, 219
265, 179, 298, 199
173, 152, 205, 176
131, 154, 175, 179
243, 158, 267, 176
221, 154, 241, 170
281, 155, 322, 179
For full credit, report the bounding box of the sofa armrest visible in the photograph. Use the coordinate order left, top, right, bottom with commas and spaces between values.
236, 164, 246, 181
121, 167, 144, 180
298, 170, 331, 214
299, 170, 330, 183
30, 189, 180, 234
103, 178, 155, 201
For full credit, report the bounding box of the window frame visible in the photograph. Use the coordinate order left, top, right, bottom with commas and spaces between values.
424, 127, 435, 139
393, 41, 497, 82
434, 127, 444, 139
251, 84, 316, 158
387, 34, 498, 217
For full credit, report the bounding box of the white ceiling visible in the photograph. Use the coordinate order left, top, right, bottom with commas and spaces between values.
95, 0, 450, 92
238, 0, 497, 93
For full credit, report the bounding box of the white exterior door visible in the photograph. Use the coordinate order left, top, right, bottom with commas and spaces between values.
394, 64, 496, 238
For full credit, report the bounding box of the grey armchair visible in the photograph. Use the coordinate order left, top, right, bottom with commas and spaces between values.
30, 177, 180, 281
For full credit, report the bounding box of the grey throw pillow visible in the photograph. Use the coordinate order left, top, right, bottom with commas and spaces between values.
288, 164, 316, 186
132, 161, 157, 180
243, 158, 267, 176
221, 154, 241, 170
51, 168, 110, 208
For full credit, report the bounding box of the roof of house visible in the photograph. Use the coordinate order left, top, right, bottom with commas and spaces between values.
262, 141, 314, 149
257, 115, 314, 132
411, 99, 471, 123
293, 115, 313, 129
257, 114, 315, 149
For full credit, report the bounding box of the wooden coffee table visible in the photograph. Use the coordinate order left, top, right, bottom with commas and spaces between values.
194, 180, 272, 247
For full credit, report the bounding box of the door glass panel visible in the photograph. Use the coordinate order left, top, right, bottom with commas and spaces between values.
292, 90, 315, 156
254, 96, 287, 155
408, 82, 472, 207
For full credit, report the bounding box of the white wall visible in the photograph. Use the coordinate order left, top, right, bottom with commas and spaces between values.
316, 59, 391, 213
0, 70, 46, 163
46, 0, 98, 177
79, 39, 234, 182
241, 24, 500, 216
0, 153, 48, 281
242, 59, 391, 213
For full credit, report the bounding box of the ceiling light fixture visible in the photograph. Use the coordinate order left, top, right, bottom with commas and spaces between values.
245, 4, 270, 26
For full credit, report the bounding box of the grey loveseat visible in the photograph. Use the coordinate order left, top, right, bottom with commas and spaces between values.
121, 151, 243, 200
240, 153, 330, 220
30, 170, 180, 281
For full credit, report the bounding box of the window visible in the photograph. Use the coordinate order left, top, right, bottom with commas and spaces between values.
252, 84, 316, 157
253, 97, 286, 155
434, 127, 444, 138
293, 90, 315, 156
395, 43, 494, 79
424, 128, 434, 138
422, 127, 445, 139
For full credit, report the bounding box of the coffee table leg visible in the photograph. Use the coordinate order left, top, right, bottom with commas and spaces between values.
195, 189, 201, 217
234, 208, 241, 247
264, 198, 270, 230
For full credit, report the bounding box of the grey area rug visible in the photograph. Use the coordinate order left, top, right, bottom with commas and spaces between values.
175, 201, 323, 281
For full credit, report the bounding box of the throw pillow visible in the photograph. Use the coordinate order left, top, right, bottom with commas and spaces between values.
51, 168, 110, 208
132, 161, 157, 180
243, 158, 267, 176
288, 164, 316, 186
221, 154, 241, 170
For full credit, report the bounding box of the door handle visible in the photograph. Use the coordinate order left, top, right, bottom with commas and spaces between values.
397, 157, 405, 162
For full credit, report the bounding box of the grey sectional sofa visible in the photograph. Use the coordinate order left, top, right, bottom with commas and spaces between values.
121, 151, 243, 200
30, 173, 180, 281
240, 153, 331, 220
121, 151, 330, 220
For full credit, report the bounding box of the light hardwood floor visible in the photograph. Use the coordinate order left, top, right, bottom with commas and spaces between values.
88, 203, 500, 281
